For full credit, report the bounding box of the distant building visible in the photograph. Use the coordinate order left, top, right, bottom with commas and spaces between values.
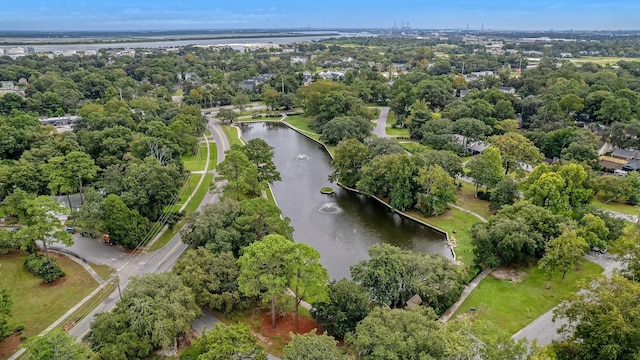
559, 52, 573, 58
238, 74, 273, 91
317, 70, 345, 81
40, 115, 82, 126
612, 148, 640, 161
302, 71, 312, 84
18, 77, 28, 84
498, 86, 516, 95
290, 56, 308, 64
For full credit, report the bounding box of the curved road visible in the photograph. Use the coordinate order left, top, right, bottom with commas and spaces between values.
372, 106, 390, 138
63, 116, 230, 341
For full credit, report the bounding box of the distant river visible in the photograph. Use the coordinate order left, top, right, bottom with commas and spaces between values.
240, 122, 451, 280
23, 32, 375, 53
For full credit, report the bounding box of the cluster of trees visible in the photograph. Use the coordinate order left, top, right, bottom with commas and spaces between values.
331, 138, 459, 214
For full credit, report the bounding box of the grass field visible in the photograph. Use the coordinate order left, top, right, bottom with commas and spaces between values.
386, 127, 410, 137
0, 252, 98, 337
181, 144, 209, 172
456, 181, 492, 220
592, 196, 639, 216
283, 115, 321, 141
88, 263, 114, 281
408, 207, 481, 275
569, 56, 639, 65
150, 174, 214, 252
450, 260, 603, 341
222, 125, 243, 148
398, 141, 423, 153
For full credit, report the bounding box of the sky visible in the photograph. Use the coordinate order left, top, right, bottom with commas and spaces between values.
2, 0, 640, 31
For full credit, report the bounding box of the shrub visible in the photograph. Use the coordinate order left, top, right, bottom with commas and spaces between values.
477, 191, 491, 200
15, 325, 24, 333
23, 254, 65, 283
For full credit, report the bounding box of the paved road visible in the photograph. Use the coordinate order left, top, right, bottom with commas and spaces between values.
512, 252, 622, 345
372, 106, 390, 138
63, 117, 230, 341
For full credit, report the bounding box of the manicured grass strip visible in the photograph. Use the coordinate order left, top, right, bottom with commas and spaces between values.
456, 181, 492, 220
150, 174, 214, 252
398, 141, 423, 153
386, 127, 410, 136
284, 115, 315, 134
222, 125, 243, 148
60, 280, 118, 328
451, 261, 603, 342
184, 174, 214, 214
88, 263, 114, 281
209, 143, 217, 163
181, 145, 208, 172
409, 207, 481, 273
0, 252, 98, 337
591, 196, 639, 216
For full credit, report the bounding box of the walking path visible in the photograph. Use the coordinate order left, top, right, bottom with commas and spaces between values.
439, 266, 496, 322
448, 203, 488, 223
512, 252, 622, 345
371, 106, 390, 138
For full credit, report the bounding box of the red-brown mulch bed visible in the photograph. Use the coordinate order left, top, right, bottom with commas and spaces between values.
0, 333, 23, 360
260, 312, 322, 342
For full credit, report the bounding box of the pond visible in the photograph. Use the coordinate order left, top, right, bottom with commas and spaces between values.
240, 122, 452, 280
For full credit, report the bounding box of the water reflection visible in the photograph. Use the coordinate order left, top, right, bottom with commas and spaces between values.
240, 122, 451, 279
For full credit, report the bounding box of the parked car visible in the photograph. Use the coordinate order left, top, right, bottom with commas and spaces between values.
64, 227, 75, 234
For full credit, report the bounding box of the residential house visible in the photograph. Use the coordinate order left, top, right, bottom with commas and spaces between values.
453, 134, 488, 155
317, 70, 345, 81
302, 71, 312, 84
498, 86, 516, 95
18, 77, 28, 84
612, 148, 640, 161
290, 56, 308, 64
238, 74, 273, 91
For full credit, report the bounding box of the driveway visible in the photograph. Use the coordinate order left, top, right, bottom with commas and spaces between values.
372, 106, 390, 138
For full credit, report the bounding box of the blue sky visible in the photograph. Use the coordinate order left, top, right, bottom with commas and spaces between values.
3, 0, 639, 31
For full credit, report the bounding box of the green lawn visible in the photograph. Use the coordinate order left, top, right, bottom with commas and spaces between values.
88, 263, 114, 281
569, 56, 637, 65
408, 207, 481, 275
181, 144, 208, 172
592, 196, 639, 216
456, 181, 492, 220
284, 115, 315, 133
386, 127, 410, 137
450, 261, 603, 342
222, 125, 243, 148
165, 174, 200, 212
398, 141, 424, 153
0, 252, 98, 337
150, 174, 214, 252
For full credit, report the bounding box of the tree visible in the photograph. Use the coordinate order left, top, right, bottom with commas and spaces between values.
238, 234, 292, 329
414, 165, 456, 217
577, 213, 609, 250
185, 323, 266, 360
346, 307, 446, 360
558, 93, 585, 113
452, 117, 492, 147
414, 149, 464, 179
103, 194, 149, 249
357, 153, 417, 211
364, 137, 404, 158
262, 85, 280, 110
287, 243, 329, 331
23, 329, 95, 360
553, 276, 640, 360
173, 249, 243, 314
466, 147, 504, 193
238, 138, 281, 184
526, 172, 569, 214
538, 230, 588, 288
214, 150, 261, 200
627, 171, 640, 205
351, 244, 464, 312
13, 196, 72, 259
284, 332, 352, 360
596, 175, 630, 203
217, 108, 238, 124
181, 198, 292, 257
320, 116, 371, 146
232, 93, 251, 113
489, 175, 519, 212
86, 273, 200, 358
489, 132, 543, 174
76, 188, 105, 238
312, 279, 373, 339
597, 97, 632, 124
330, 139, 370, 188
0, 285, 11, 340
63, 151, 99, 205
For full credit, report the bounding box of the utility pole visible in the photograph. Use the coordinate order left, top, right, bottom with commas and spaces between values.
116, 273, 123, 301
281, 76, 285, 93
118, 88, 123, 101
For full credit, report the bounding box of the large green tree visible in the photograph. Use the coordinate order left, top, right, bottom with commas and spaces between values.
214, 150, 261, 201
553, 276, 640, 360
489, 132, 543, 174
466, 147, 504, 193
347, 307, 447, 360
330, 139, 371, 188
311, 279, 373, 339
238, 138, 281, 184
287, 242, 329, 331
414, 165, 456, 217
185, 323, 266, 360
103, 194, 149, 248
283, 332, 352, 360
238, 234, 293, 329
173, 249, 243, 314
538, 230, 588, 288
24, 329, 95, 360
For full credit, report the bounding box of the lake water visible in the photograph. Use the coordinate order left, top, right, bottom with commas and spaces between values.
240, 122, 452, 280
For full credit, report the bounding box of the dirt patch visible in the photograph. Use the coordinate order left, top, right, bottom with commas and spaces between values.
260, 312, 322, 342
491, 267, 527, 283
0, 333, 24, 360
